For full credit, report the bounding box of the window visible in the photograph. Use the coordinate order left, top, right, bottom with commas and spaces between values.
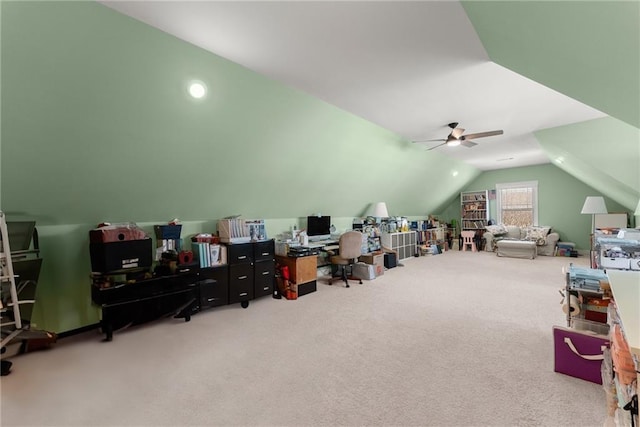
496, 181, 538, 227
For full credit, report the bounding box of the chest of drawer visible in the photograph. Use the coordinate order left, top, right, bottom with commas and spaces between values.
254, 260, 275, 298
227, 243, 254, 264
253, 240, 275, 262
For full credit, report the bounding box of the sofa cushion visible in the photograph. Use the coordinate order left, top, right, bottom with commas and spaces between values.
505, 226, 523, 240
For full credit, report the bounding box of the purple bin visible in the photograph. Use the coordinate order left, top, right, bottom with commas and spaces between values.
553, 326, 610, 384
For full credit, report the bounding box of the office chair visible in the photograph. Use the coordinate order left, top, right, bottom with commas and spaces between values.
328, 231, 363, 287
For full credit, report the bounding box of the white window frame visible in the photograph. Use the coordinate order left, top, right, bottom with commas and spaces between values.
495, 181, 539, 226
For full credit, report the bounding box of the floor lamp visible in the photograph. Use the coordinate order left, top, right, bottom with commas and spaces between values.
581, 196, 608, 234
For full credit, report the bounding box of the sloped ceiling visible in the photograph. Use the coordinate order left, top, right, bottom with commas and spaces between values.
463, 1, 639, 129
536, 117, 640, 209
463, 1, 640, 210
98, 0, 606, 171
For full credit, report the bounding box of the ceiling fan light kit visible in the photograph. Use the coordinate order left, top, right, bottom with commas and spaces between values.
415, 122, 504, 151
447, 139, 461, 147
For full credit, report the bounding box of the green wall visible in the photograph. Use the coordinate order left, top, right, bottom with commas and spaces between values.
442, 164, 632, 251
1, 1, 478, 332
3, 1, 635, 333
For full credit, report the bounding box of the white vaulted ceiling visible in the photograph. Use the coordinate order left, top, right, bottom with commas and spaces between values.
99, 0, 635, 175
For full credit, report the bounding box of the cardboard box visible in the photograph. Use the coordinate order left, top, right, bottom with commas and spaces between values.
89, 224, 148, 243
358, 252, 384, 276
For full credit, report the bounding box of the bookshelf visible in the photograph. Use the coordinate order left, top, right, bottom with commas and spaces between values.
461, 190, 489, 231
381, 231, 417, 261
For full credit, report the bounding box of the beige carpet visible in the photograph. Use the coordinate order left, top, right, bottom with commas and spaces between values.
1, 250, 606, 426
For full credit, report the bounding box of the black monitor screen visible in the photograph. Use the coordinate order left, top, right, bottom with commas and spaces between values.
307, 216, 331, 237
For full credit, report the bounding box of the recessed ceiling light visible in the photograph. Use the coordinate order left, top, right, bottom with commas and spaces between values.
188, 81, 207, 99
555, 157, 565, 164
452, 170, 459, 177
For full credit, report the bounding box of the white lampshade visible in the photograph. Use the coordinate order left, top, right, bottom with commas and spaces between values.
581, 196, 608, 215
371, 202, 389, 218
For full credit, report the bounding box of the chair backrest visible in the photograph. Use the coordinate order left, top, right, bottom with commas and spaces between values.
461, 230, 475, 241
339, 231, 363, 260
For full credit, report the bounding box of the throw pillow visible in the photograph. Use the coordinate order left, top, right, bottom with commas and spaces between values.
485, 224, 508, 236
525, 226, 551, 246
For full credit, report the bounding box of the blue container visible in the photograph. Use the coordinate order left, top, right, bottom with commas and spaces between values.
154, 224, 182, 240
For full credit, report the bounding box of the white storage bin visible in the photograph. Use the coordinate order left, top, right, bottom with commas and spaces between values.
600, 257, 630, 270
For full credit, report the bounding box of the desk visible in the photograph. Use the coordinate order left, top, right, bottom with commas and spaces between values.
607, 270, 640, 357
606, 269, 639, 426
305, 239, 338, 249
300, 240, 338, 267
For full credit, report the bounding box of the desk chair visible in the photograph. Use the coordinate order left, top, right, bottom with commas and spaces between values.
328, 231, 363, 287
460, 230, 477, 252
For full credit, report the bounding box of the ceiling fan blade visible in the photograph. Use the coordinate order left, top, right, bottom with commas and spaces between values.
413, 138, 446, 143
427, 142, 448, 151
451, 127, 465, 139
461, 139, 478, 148
462, 130, 503, 140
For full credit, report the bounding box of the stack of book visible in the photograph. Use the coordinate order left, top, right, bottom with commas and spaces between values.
218, 219, 267, 243
191, 242, 224, 268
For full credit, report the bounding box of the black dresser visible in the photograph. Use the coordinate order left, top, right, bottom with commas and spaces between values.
91, 270, 198, 341
196, 265, 229, 311
225, 240, 275, 308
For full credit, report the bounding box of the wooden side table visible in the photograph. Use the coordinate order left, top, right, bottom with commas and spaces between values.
275, 254, 318, 296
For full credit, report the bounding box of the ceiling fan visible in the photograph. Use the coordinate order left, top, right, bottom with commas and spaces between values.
414, 122, 504, 151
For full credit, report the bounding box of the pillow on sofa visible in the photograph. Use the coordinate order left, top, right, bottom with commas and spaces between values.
525, 226, 552, 246
485, 224, 508, 236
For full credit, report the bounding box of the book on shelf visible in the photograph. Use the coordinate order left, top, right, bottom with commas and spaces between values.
192, 242, 224, 267
218, 218, 267, 243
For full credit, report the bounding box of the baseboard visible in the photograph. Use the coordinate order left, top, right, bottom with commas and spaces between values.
57, 323, 100, 339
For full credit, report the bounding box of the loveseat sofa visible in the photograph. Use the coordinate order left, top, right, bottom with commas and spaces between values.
483, 225, 560, 257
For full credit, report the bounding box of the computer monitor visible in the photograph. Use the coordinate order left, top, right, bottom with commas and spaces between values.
307, 215, 331, 241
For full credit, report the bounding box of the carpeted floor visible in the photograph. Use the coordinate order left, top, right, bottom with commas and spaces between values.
1, 250, 606, 426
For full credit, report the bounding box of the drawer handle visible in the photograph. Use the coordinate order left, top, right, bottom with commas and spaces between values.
238, 275, 248, 280
206, 298, 215, 302
262, 271, 269, 275
263, 286, 269, 291
238, 255, 247, 260
239, 292, 248, 297
262, 252, 269, 256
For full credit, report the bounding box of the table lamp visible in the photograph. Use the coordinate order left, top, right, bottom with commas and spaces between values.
581, 196, 608, 234
371, 202, 389, 221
